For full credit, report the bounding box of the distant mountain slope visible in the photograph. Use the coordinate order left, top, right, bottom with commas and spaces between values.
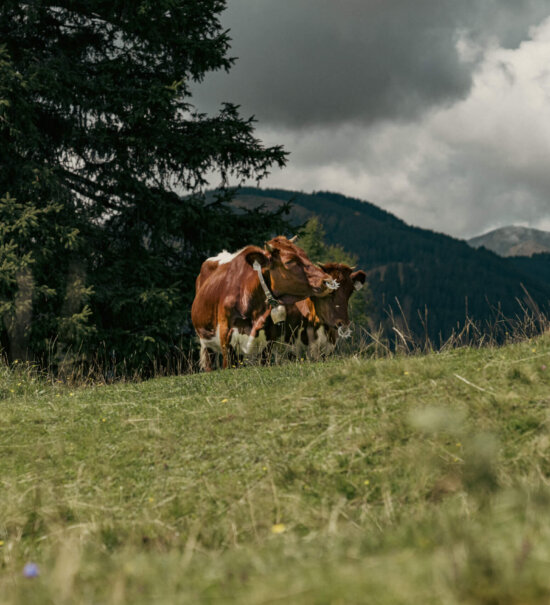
468, 226, 550, 257
234, 187, 550, 343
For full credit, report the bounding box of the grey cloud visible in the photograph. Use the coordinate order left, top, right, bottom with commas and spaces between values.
196, 0, 550, 239
252, 97, 550, 238
402, 148, 550, 237
466, 0, 550, 48
194, 0, 550, 129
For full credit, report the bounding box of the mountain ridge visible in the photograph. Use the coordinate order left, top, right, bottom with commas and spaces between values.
232, 187, 550, 343
468, 225, 550, 257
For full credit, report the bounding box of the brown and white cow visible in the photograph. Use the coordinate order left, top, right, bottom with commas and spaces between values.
191, 236, 338, 370
267, 263, 367, 359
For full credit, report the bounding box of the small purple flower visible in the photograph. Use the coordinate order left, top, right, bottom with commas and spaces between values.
542, 365, 547, 371
23, 562, 39, 578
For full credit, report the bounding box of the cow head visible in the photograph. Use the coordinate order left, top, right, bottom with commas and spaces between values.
245, 236, 337, 304
311, 263, 367, 334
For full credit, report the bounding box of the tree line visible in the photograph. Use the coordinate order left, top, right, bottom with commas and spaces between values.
234, 188, 550, 345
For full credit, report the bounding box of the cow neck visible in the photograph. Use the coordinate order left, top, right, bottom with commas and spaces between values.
252, 261, 280, 308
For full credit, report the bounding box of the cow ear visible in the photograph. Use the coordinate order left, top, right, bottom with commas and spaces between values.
351, 270, 367, 290
246, 250, 269, 268
264, 241, 274, 253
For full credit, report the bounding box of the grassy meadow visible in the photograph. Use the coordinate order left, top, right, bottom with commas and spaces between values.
2, 336, 550, 604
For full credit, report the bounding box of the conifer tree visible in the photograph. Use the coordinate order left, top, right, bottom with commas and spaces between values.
0, 1, 287, 370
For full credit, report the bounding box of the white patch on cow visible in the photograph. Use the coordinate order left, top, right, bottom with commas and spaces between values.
230, 328, 267, 358
309, 325, 326, 358
353, 281, 364, 291
199, 325, 223, 370
308, 326, 336, 359
200, 325, 222, 353
241, 290, 251, 312
229, 329, 249, 353
207, 248, 245, 265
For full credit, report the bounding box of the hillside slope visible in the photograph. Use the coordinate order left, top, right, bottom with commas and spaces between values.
234, 187, 550, 343
511, 252, 550, 284
2, 338, 550, 603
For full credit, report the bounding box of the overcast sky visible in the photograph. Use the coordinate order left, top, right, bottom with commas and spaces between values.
193, 0, 550, 239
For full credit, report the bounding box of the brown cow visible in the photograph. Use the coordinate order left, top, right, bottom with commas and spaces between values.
191, 236, 338, 370
267, 263, 367, 359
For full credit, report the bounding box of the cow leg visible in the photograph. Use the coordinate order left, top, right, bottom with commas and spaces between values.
306, 326, 318, 360
200, 343, 215, 372
228, 345, 243, 368
246, 308, 271, 365
219, 322, 232, 369
221, 344, 230, 369
260, 341, 273, 365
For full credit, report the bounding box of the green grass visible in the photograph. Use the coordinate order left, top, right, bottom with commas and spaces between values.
2, 337, 550, 604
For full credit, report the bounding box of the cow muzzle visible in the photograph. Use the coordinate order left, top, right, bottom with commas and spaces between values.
337, 324, 352, 339
335, 319, 352, 339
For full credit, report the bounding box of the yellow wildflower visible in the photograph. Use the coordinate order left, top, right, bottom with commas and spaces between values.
364, 480, 370, 485
271, 523, 286, 534
221, 398, 228, 403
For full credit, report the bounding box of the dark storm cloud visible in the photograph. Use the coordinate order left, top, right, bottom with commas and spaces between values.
465, 0, 550, 48
251, 11, 550, 239
194, 0, 550, 128
195, 0, 550, 239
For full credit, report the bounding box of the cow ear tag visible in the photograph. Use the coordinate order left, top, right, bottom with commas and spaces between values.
270, 304, 286, 324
